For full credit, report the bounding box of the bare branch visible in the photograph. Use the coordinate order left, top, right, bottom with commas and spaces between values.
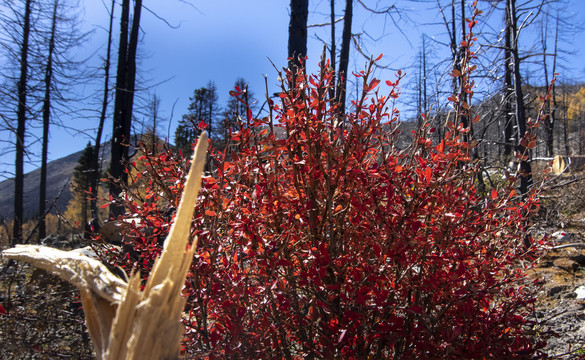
357, 0, 396, 15
308, 16, 344, 28
142, 5, 181, 29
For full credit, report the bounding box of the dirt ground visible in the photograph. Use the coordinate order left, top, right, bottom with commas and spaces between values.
527, 172, 585, 359
0, 262, 94, 359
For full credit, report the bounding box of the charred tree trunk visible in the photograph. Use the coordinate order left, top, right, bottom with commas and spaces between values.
91, 0, 115, 225
328, 0, 336, 101
13, 0, 33, 245
547, 14, 560, 157
288, 0, 308, 70
110, 0, 142, 218
336, 0, 353, 116
541, 14, 554, 157
422, 35, 428, 122
503, 4, 514, 160
508, 0, 532, 196
38, 0, 59, 241
451, 0, 459, 99
459, 0, 468, 131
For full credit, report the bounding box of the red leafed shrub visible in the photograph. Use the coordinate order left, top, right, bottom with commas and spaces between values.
100, 18, 550, 356
99, 58, 548, 359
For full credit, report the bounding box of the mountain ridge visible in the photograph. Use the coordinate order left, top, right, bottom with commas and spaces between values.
0, 144, 111, 221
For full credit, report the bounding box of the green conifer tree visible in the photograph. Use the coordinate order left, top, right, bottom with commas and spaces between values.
71, 142, 95, 228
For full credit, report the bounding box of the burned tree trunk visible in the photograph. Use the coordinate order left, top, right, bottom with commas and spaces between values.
13, 0, 33, 245
110, 0, 142, 218
288, 0, 308, 70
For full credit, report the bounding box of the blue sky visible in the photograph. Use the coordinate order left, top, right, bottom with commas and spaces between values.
3, 0, 585, 176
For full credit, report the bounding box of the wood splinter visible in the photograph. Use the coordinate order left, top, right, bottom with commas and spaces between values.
2, 132, 209, 360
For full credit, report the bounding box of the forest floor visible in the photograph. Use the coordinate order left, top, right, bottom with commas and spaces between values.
526, 170, 585, 359
1, 171, 585, 359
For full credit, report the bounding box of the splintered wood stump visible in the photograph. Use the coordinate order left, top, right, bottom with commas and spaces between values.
2, 133, 209, 360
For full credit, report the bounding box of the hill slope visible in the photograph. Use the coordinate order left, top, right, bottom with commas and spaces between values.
0, 145, 111, 221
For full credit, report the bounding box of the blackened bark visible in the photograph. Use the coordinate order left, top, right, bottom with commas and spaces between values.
336, 0, 353, 116
13, 0, 33, 245
110, 0, 142, 218
451, 0, 458, 98
422, 35, 427, 120
126, 0, 141, 107
91, 0, 115, 224
459, 0, 468, 130
546, 14, 560, 158
328, 0, 336, 101
550, 15, 559, 152
39, 0, 59, 241
504, 4, 514, 159
288, 0, 308, 70
508, 0, 532, 196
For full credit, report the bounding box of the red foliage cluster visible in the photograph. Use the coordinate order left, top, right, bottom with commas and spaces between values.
99, 9, 549, 356
98, 56, 548, 359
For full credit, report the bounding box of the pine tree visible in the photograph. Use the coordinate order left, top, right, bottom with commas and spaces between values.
174, 82, 218, 157
220, 78, 256, 140
71, 143, 95, 230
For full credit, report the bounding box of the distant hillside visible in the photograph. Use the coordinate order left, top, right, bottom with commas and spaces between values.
0, 144, 111, 221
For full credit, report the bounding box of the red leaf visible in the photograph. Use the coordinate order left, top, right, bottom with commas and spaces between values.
0, 304, 6, 315
205, 210, 216, 217
425, 166, 432, 186
374, 53, 383, 61
489, 189, 497, 200
364, 78, 380, 92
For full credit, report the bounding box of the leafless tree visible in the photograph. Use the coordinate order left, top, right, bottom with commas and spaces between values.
288, 0, 309, 70
90, 0, 116, 225
110, 0, 143, 218
38, 0, 88, 240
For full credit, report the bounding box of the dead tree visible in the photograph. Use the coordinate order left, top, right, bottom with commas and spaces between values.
91, 0, 116, 225
288, 0, 309, 70
110, 0, 143, 218
13, 0, 33, 245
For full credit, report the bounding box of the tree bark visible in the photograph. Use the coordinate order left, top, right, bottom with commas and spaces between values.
13, 0, 33, 245
328, 0, 336, 101
288, 0, 308, 70
541, 14, 554, 157
504, 2, 514, 159
508, 0, 532, 196
110, 0, 142, 218
336, 0, 353, 116
91, 0, 115, 226
451, 0, 458, 99
547, 14, 560, 157
458, 0, 468, 130
39, 0, 59, 241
